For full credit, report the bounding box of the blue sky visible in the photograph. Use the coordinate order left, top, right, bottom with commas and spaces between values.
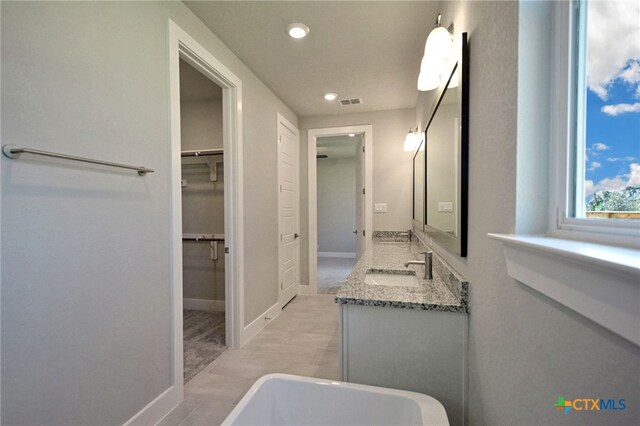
583, 1, 640, 201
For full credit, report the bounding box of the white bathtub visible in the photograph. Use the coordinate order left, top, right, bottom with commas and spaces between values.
221, 374, 450, 426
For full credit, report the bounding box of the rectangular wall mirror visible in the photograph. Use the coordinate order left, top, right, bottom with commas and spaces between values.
424, 32, 469, 257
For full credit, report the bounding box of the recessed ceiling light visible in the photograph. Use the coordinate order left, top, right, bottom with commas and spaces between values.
324, 93, 337, 101
287, 23, 310, 39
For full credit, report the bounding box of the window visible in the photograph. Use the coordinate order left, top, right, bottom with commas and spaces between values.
552, 0, 640, 246
489, 1, 639, 345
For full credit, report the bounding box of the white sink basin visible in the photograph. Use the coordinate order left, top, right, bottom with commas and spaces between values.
222, 373, 449, 425
364, 271, 419, 287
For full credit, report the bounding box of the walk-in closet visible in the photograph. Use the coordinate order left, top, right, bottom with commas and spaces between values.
179, 59, 226, 383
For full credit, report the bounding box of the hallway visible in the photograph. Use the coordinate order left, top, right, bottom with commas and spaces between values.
160, 295, 339, 425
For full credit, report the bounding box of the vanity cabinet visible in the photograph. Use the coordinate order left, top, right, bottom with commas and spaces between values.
339, 304, 468, 426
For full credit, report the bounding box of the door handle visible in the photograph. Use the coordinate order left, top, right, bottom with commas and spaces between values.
353, 230, 358, 234
294, 233, 300, 239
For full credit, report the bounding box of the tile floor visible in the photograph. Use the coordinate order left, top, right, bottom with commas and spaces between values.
159, 295, 339, 426
317, 257, 357, 294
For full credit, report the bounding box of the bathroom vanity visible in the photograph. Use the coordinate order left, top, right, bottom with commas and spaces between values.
336, 236, 469, 426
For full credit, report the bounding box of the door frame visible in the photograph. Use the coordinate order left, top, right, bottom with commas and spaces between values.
277, 113, 301, 308
307, 125, 373, 295
136, 19, 245, 425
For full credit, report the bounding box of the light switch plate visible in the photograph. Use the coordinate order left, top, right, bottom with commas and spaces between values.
438, 202, 453, 212
374, 203, 388, 213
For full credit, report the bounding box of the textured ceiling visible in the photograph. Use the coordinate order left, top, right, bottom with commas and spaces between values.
184, 1, 439, 117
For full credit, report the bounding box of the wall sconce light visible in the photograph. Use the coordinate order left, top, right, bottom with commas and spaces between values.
403, 127, 424, 152
417, 14, 454, 92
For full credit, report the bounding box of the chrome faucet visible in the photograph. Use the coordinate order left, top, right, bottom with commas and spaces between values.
404, 251, 433, 279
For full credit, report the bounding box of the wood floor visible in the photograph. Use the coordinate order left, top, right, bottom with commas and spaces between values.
159, 295, 339, 426
317, 256, 356, 294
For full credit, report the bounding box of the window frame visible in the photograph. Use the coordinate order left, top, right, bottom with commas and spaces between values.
549, 0, 640, 249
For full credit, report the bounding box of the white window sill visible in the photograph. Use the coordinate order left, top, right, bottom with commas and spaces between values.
488, 233, 640, 346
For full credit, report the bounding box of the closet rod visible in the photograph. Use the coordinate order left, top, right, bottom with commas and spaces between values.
182, 235, 225, 242
181, 149, 223, 157
2, 144, 154, 176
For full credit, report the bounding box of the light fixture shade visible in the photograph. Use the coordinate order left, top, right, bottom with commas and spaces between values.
424, 27, 453, 63
417, 69, 441, 91
403, 129, 418, 152
417, 25, 453, 92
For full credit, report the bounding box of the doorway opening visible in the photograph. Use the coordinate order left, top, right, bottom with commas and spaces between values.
178, 58, 227, 382
307, 125, 373, 295
315, 135, 360, 293
166, 20, 244, 418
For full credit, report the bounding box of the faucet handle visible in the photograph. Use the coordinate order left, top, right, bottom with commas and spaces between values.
420, 250, 432, 255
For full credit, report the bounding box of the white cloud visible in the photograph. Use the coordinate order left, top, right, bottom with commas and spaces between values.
585, 163, 640, 196
619, 60, 640, 85
588, 161, 602, 171
601, 102, 640, 116
606, 156, 637, 162
592, 142, 610, 151
628, 162, 640, 186
587, 1, 640, 100
585, 179, 595, 196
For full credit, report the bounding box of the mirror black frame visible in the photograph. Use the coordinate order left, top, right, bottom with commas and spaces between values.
412, 139, 426, 227
423, 32, 469, 257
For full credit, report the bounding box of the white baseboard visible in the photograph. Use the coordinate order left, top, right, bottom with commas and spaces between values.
183, 298, 225, 313
124, 385, 182, 426
318, 251, 356, 258
240, 302, 281, 346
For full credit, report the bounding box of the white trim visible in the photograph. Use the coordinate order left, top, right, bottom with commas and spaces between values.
489, 233, 640, 346
241, 302, 281, 346
123, 387, 182, 426
308, 125, 373, 296
277, 113, 301, 309
318, 252, 357, 258
168, 19, 244, 350
548, 1, 640, 249
183, 298, 226, 313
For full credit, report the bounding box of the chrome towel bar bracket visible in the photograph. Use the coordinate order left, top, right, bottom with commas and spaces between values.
2, 144, 154, 176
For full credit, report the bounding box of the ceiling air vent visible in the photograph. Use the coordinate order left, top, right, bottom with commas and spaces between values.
339, 98, 363, 106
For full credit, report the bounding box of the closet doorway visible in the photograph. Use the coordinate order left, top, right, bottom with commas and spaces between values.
168, 21, 244, 402
179, 59, 227, 382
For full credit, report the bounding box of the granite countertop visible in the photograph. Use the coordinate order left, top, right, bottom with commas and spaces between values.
335, 237, 469, 313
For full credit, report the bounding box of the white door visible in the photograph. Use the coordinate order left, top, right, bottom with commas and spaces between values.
355, 138, 365, 258
278, 115, 300, 307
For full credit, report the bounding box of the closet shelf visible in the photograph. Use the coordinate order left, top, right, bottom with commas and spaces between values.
181, 149, 223, 157
183, 233, 225, 261
182, 233, 225, 242
181, 150, 223, 182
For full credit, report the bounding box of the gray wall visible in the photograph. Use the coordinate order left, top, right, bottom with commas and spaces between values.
299, 108, 415, 285
317, 157, 356, 254
1, 1, 297, 424
181, 100, 225, 302
417, 1, 640, 425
